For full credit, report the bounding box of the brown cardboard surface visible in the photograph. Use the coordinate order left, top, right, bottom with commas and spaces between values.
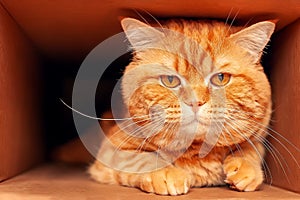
0, 3, 43, 181
267, 19, 300, 193
0, 0, 299, 62
1, 163, 300, 200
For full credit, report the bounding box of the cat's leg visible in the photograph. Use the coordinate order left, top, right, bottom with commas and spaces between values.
223, 140, 265, 191
89, 160, 194, 195
88, 140, 195, 195
89, 160, 118, 184
137, 165, 195, 195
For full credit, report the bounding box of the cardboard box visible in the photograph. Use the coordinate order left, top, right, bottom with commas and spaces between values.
0, 0, 299, 199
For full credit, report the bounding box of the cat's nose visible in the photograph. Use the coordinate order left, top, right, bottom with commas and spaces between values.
184, 101, 205, 113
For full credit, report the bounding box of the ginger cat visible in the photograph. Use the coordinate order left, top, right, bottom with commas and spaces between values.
89, 18, 275, 195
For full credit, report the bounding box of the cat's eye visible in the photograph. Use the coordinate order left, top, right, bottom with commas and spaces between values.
210, 73, 231, 87
160, 75, 181, 88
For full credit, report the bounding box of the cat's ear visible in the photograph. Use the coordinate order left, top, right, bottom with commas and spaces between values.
121, 18, 164, 50
229, 21, 276, 63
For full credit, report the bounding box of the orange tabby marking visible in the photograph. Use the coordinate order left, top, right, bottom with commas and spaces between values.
89, 18, 275, 195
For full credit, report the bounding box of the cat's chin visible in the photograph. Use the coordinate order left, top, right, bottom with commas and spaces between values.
178, 120, 206, 137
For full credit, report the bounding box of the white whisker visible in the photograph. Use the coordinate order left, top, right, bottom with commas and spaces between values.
218, 9, 240, 53
60, 98, 150, 121
216, 122, 235, 157
224, 125, 243, 157
228, 113, 300, 168
228, 118, 274, 183
225, 118, 273, 182
135, 120, 166, 152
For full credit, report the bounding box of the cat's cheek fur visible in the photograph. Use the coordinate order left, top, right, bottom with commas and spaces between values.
128, 83, 179, 121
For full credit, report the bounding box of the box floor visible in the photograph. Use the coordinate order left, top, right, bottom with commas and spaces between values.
0, 163, 299, 200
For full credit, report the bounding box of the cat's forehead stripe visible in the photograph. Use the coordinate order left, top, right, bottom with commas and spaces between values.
218, 63, 231, 70
173, 56, 179, 72
173, 44, 208, 77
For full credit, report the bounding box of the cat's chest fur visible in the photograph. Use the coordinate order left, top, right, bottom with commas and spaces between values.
174, 143, 229, 186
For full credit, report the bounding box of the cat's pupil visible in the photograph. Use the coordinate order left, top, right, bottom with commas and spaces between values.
167, 76, 174, 83
218, 73, 224, 82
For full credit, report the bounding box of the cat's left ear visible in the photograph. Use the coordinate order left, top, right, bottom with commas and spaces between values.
229, 21, 276, 63
121, 18, 164, 50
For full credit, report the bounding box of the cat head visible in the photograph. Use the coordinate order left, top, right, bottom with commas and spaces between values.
119, 18, 275, 151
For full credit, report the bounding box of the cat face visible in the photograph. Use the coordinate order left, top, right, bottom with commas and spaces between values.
120, 18, 275, 151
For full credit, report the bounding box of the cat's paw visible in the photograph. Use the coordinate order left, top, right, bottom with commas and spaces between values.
223, 157, 263, 192
140, 167, 194, 195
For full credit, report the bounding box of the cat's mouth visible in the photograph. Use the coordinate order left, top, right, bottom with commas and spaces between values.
180, 116, 211, 128
176, 118, 209, 137
181, 118, 198, 126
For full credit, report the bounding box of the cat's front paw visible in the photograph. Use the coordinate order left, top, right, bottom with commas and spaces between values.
223, 157, 263, 192
140, 167, 194, 196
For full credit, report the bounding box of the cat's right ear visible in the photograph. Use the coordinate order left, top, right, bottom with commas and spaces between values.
229, 21, 276, 63
121, 18, 164, 50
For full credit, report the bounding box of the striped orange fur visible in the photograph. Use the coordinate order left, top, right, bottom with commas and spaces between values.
89, 18, 275, 195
